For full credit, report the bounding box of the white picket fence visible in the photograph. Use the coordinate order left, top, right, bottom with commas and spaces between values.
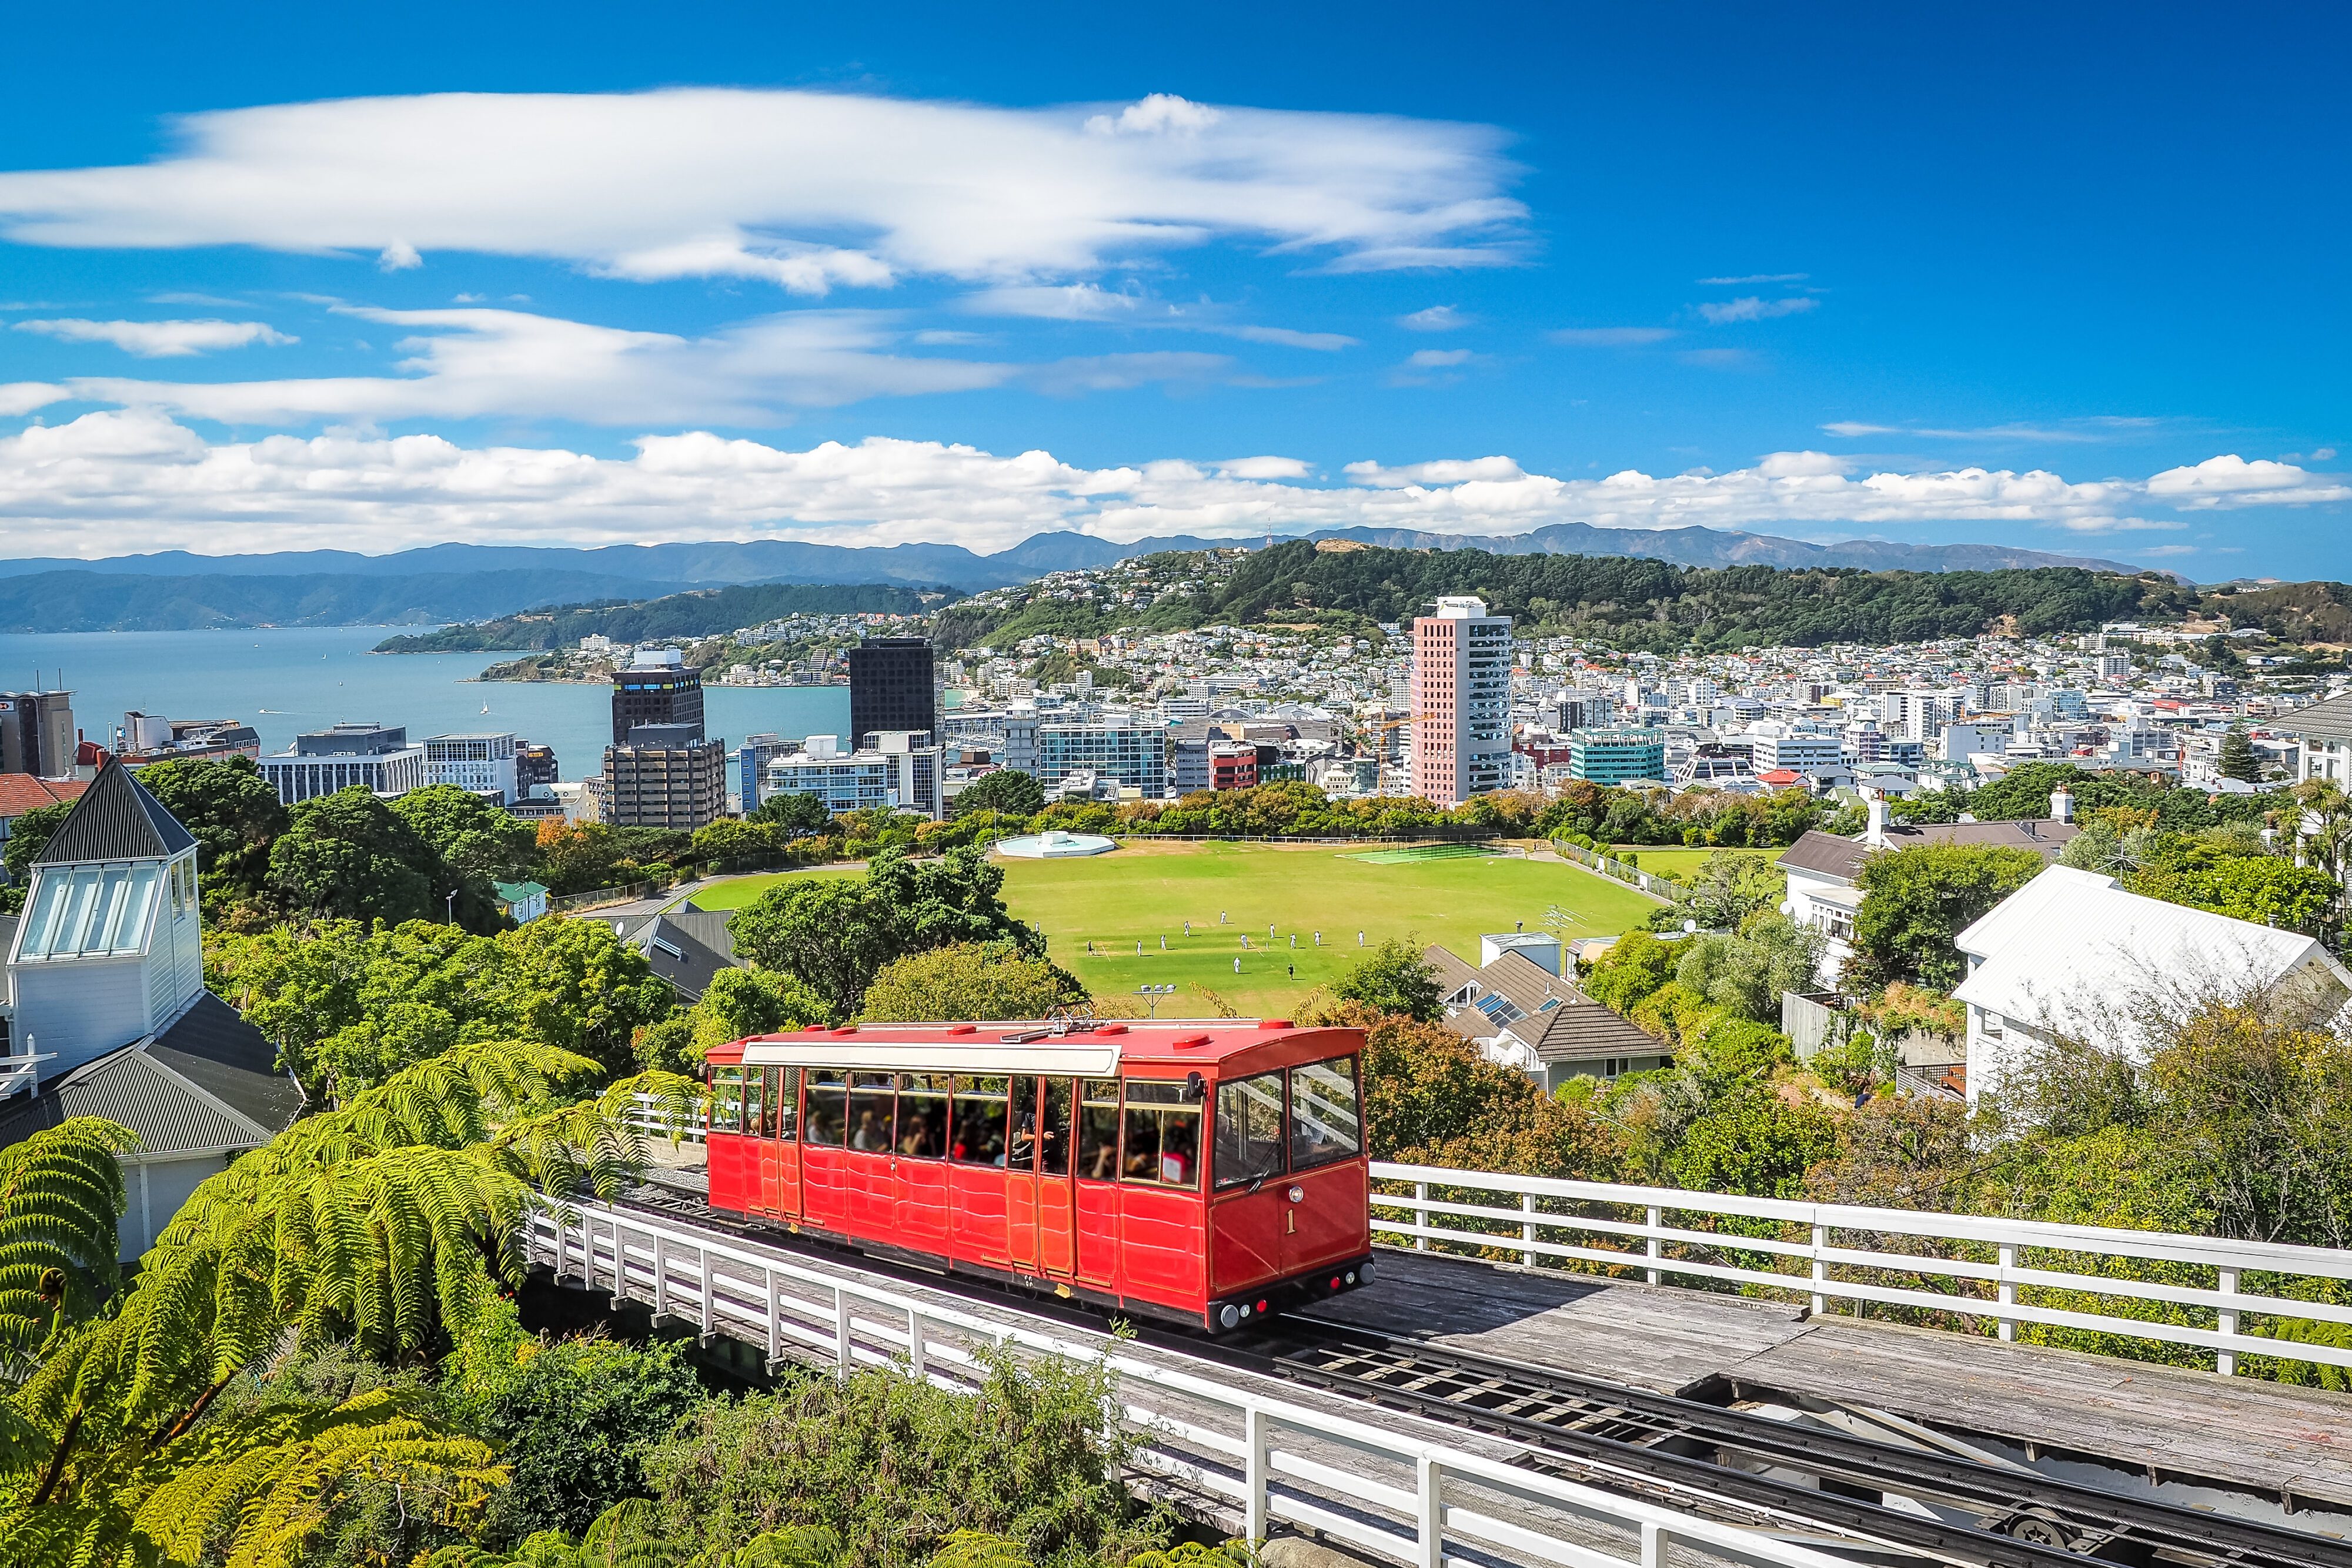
1369, 1163, 2352, 1379
526, 1200, 1873, 1568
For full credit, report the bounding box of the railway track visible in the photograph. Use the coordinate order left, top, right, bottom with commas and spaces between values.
608, 1185, 2351, 1568
1230, 1323, 2352, 1568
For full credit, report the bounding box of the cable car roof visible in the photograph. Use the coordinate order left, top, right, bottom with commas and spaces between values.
712, 1019, 1345, 1074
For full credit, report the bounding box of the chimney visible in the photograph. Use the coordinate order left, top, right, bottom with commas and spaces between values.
2050, 785, 2073, 824
1865, 789, 1888, 847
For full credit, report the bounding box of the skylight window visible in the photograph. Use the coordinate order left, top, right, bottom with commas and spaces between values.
16, 864, 161, 960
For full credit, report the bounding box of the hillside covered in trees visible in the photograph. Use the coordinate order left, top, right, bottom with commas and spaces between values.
939, 540, 2196, 653
375, 581, 961, 653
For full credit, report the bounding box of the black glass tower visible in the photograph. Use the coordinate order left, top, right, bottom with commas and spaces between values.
848, 637, 936, 748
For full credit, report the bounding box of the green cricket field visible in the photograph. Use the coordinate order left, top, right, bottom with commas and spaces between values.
693, 841, 1663, 1017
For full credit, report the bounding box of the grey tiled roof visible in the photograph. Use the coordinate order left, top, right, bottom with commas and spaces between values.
33, 760, 196, 865
1425, 945, 1659, 1064
1779, 819, 2077, 885
629, 911, 742, 1000
0, 992, 303, 1155
2271, 692, 2352, 742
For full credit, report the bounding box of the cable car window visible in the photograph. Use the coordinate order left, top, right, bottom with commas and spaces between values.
848, 1072, 897, 1152
805, 1069, 849, 1146
1121, 1079, 1201, 1190
772, 1067, 799, 1141
1041, 1078, 1075, 1177
1289, 1055, 1362, 1170
951, 1076, 1010, 1164
741, 1068, 763, 1141
898, 1073, 948, 1158
1214, 1071, 1285, 1189
1010, 1076, 1040, 1170
710, 1067, 744, 1135
1077, 1078, 1121, 1182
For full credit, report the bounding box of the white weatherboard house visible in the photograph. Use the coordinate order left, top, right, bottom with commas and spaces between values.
1, 761, 304, 1258
1950, 864, 2352, 1105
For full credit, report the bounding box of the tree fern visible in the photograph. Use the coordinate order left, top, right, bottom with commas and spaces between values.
0, 1119, 136, 1378
0, 1385, 502, 1568
1, 1038, 686, 1559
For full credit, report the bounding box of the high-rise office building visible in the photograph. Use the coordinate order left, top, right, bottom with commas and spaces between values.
0, 689, 76, 778
425, 733, 519, 801
258, 723, 427, 804
1409, 597, 1511, 807
848, 637, 937, 745
610, 648, 704, 745
603, 724, 727, 829
516, 742, 559, 795
1036, 722, 1168, 798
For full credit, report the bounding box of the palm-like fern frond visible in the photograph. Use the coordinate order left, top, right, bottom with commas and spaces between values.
496, 1071, 701, 1201
0, 1119, 137, 1375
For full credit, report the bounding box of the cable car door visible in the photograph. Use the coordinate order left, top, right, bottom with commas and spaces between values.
1007, 1076, 1041, 1272
1035, 1078, 1077, 1279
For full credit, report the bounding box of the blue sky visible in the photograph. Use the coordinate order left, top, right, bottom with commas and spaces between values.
0, 0, 2343, 576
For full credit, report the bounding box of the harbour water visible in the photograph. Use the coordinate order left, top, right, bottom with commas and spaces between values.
0, 626, 851, 783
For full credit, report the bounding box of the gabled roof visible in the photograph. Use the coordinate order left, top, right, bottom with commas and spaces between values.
626, 907, 743, 1000
1778, 818, 2079, 886
32, 760, 195, 865
1952, 865, 2352, 1060
1426, 945, 1660, 1064
2271, 691, 2352, 743
0, 993, 302, 1155
0, 774, 87, 820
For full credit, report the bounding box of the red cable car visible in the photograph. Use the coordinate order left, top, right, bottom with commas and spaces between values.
700, 1018, 1374, 1332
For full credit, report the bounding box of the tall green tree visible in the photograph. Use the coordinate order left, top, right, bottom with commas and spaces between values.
136, 754, 290, 894
750, 791, 834, 835
269, 787, 479, 928
1326, 937, 1445, 1022
0, 800, 74, 892
732, 847, 1046, 1019
394, 784, 542, 884
946, 770, 1045, 820
859, 941, 1083, 1023
2218, 724, 2261, 783
1847, 842, 2045, 990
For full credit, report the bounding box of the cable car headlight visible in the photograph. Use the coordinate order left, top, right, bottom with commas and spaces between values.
1218, 1303, 1241, 1331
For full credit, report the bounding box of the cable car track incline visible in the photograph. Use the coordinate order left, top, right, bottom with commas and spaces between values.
610, 1185, 2348, 1568
1219, 1321, 2352, 1568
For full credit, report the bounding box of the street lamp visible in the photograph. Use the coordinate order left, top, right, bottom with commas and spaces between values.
1136, 983, 1178, 1018
445, 888, 459, 925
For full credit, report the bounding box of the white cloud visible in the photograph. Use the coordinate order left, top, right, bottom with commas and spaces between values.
1396, 305, 1468, 331
2144, 454, 2352, 506
961, 284, 1355, 349
1548, 326, 1675, 346
32, 305, 1013, 424
1696, 273, 1808, 285
1404, 348, 1474, 367
0, 89, 1525, 292
0, 413, 2335, 559
1822, 419, 2111, 443
1696, 296, 1817, 324
14, 317, 296, 356
1025, 352, 1234, 396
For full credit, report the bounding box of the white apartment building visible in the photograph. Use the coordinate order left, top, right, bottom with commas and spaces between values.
1746, 722, 1842, 775
763, 731, 943, 818
425, 732, 519, 803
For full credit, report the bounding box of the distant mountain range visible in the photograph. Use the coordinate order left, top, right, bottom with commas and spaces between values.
0, 526, 2151, 634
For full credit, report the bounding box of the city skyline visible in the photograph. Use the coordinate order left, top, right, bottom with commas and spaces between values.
0, 0, 2343, 576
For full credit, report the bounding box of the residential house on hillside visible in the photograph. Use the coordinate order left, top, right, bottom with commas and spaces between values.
1950, 864, 2352, 1105
1, 761, 303, 1258
0, 773, 89, 884
1425, 937, 1666, 1088
612, 902, 743, 1001
1780, 791, 2079, 985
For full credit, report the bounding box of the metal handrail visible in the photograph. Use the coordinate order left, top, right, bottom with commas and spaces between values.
527, 1199, 1869, 1568
1369, 1162, 2352, 1378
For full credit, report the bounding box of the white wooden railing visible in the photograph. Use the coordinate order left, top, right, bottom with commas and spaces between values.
629, 1092, 705, 1144
526, 1199, 1870, 1568
1369, 1163, 2352, 1379
607, 1102, 2352, 1379
0, 1052, 55, 1101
